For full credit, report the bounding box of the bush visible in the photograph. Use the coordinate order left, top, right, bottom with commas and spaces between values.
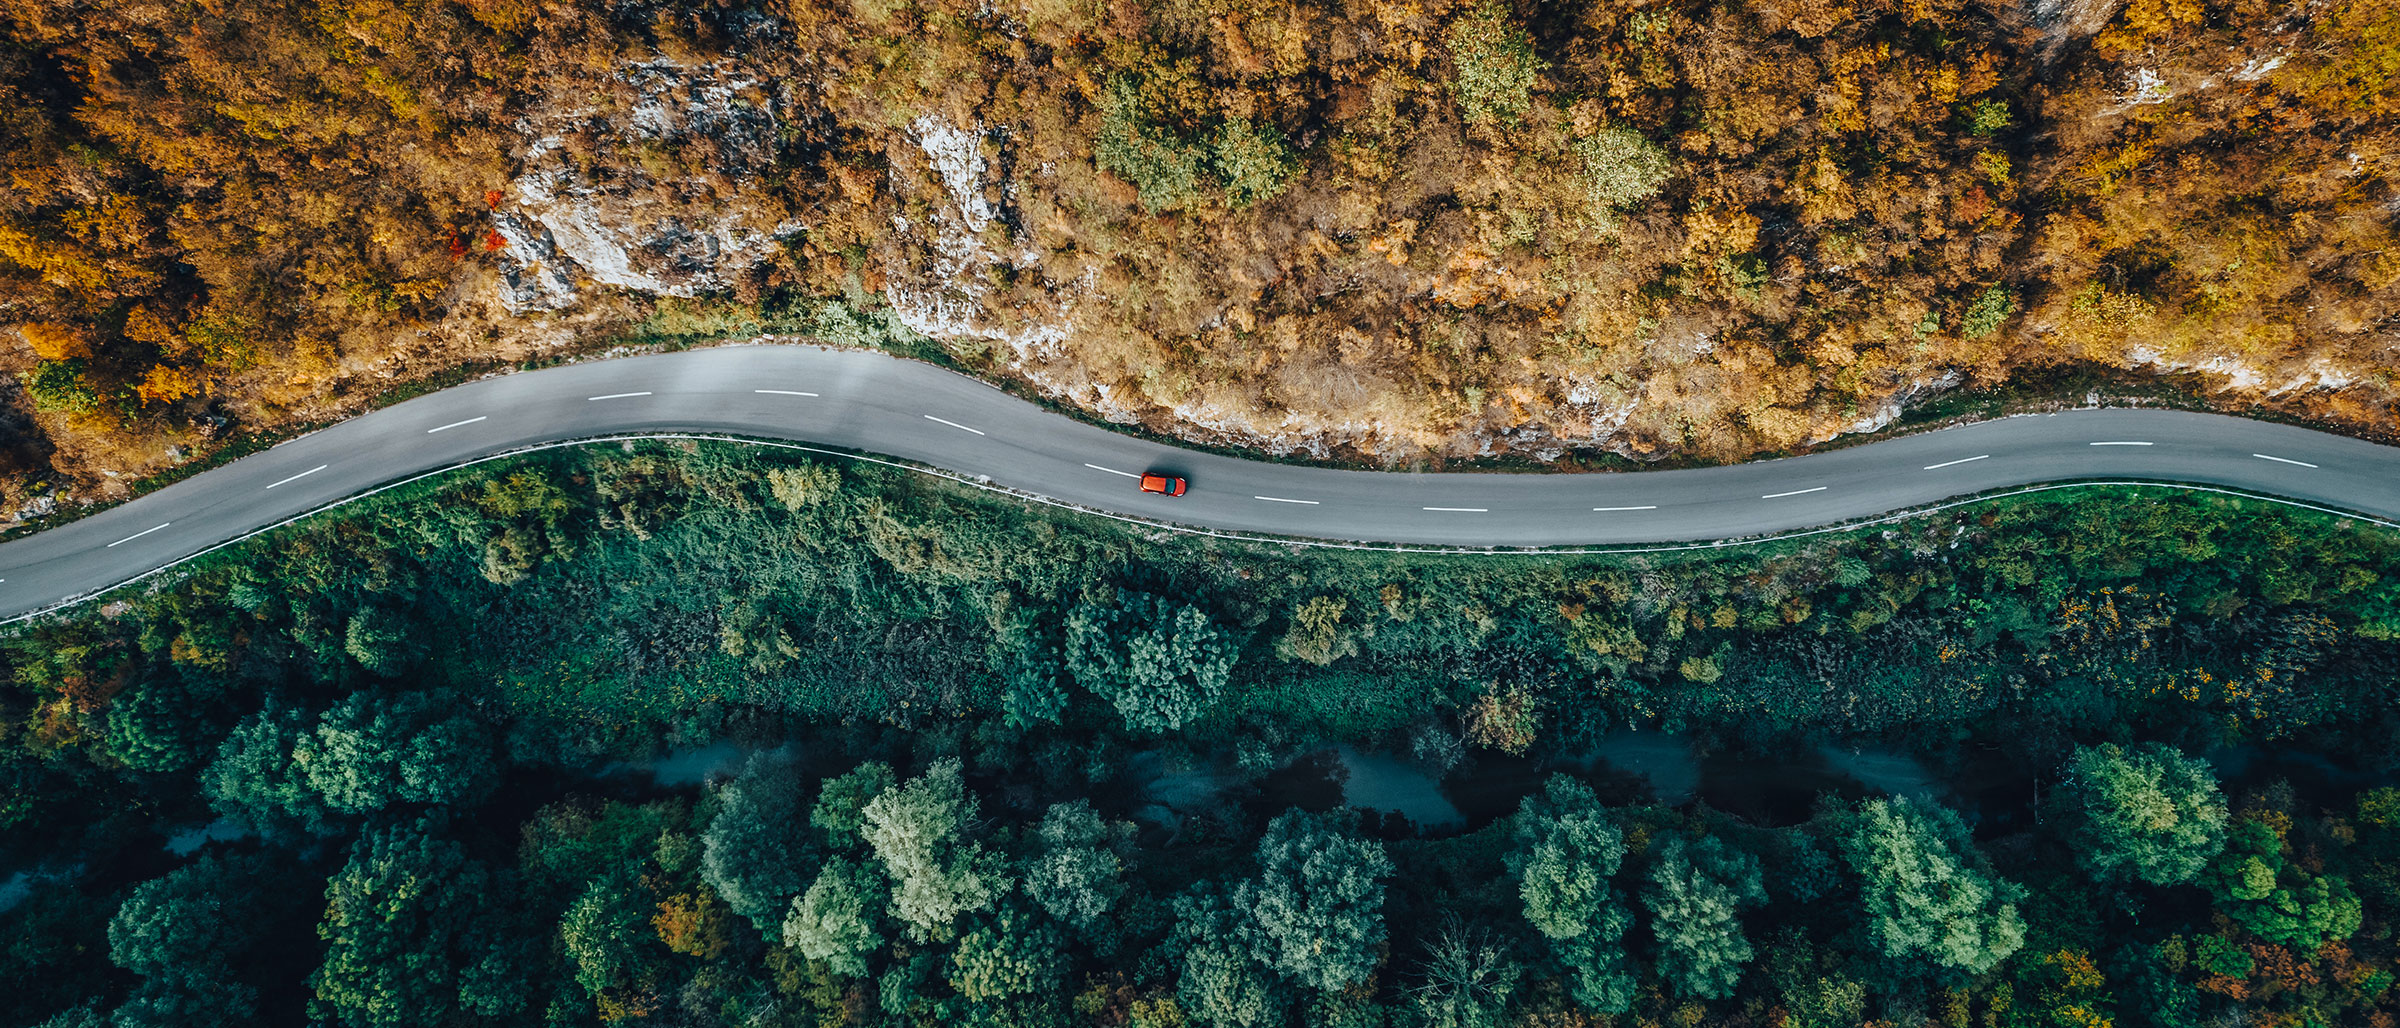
1575, 129, 1674, 218
1445, 1, 1543, 126
1211, 119, 1298, 209
22, 360, 103, 414
1096, 77, 1209, 213
1959, 286, 2019, 338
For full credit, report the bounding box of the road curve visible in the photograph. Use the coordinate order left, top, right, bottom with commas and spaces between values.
5, 343, 2399, 622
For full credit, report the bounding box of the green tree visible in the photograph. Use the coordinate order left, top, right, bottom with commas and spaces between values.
1446, 0, 1543, 126
2059, 742, 2228, 886
1960, 286, 2019, 338
783, 856, 887, 978
1211, 118, 1297, 209
1236, 809, 1392, 992
1575, 129, 1674, 224
342, 607, 424, 677
1065, 591, 1239, 733
859, 758, 1004, 942
106, 853, 288, 1026
701, 752, 817, 935
21, 359, 102, 413
1174, 886, 1288, 1028
1410, 922, 1519, 1028
1095, 76, 1208, 212
1506, 776, 1634, 1012
2200, 819, 2363, 949
310, 821, 504, 1028
1837, 797, 2026, 979
949, 903, 1067, 1002
810, 760, 895, 844
1641, 835, 1766, 1000
296, 691, 496, 815
102, 673, 216, 773
560, 873, 649, 999
201, 702, 332, 835
1020, 799, 1126, 939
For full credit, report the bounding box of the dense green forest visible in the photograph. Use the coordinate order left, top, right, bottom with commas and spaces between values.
4, 440, 2400, 1027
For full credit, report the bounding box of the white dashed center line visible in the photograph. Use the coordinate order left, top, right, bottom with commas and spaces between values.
588, 392, 653, 401
1922, 455, 1990, 470
924, 415, 985, 436
1592, 505, 1658, 511
426, 416, 487, 433
107, 523, 171, 547
1761, 486, 1828, 499
2089, 441, 2153, 446
265, 465, 328, 490
1422, 506, 1489, 512
754, 389, 819, 397
2252, 453, 2320, 468
1253, 496, 1320, 505
1085, 463, 1141, 479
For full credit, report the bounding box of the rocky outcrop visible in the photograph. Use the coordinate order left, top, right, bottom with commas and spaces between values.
491, 60, 801, 313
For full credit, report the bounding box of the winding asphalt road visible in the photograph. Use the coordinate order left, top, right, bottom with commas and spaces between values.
3, 343, 2398, 622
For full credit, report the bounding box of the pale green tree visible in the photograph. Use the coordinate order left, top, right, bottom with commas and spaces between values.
1640, 835, 1766, 999
1837, 797, 2025, 979
859, 758, 1004, 942
783, 856, 887, 977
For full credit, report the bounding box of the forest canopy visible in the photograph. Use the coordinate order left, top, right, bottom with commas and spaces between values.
4, 439, 2400, 1026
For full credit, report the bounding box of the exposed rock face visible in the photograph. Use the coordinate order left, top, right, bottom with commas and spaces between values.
880, 116, 1091, 363
2024, 0, 2128, 62
492, 60, 801, 313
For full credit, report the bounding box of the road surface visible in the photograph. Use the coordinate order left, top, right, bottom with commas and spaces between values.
4, 344, 2397, 622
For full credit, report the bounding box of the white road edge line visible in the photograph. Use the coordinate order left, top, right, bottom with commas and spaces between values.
1592, 505, 1658, 511
107, 523, 170, 547
1084, 463, 1141, 479
265, 465, 328, 490
1922, 454, 1991, 470
1761, 486, 1829, 499
2090, 441, 2153, 446
754, 389, 819, 397
924, 415, 986, 436
588, 392, 653, 401
2253, 453, 2320, 468
1423, 506, 1489, 512
426, 416, 487, 433
1254, 496, 1320, 505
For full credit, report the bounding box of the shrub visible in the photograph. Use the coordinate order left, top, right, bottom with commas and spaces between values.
23, 359, 103, 414
1959, 286, 2019, 338
1211, 118, 1298, 209
1446, 1, 1544, 126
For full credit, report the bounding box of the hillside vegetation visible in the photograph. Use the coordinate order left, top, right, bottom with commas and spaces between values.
2, 0, 2397, 513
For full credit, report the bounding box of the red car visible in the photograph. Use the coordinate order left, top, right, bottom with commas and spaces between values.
1139, 472, 1188, 497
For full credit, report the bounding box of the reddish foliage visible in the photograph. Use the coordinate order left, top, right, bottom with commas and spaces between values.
484, 229, 507, 252
484, 189, 504, 209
